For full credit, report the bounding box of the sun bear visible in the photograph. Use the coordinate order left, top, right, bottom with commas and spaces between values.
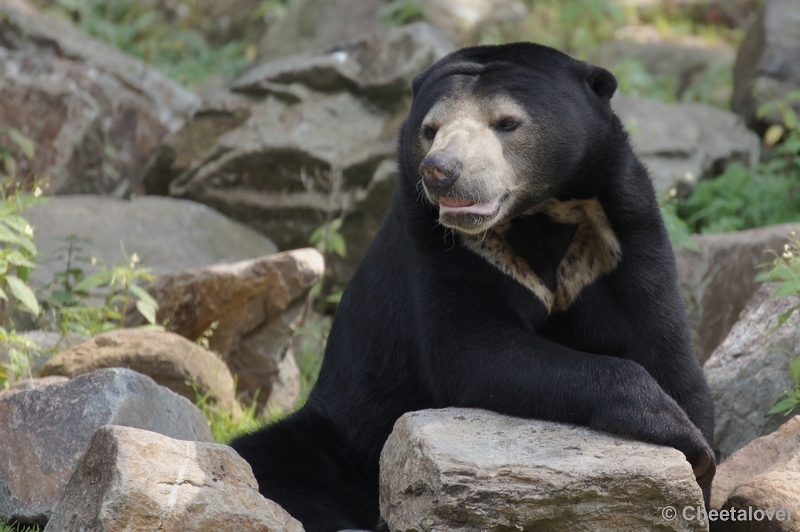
231, 42, 715, 532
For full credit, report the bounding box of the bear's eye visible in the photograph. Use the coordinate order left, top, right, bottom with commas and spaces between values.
422, 126, 437, 140
497, 118, 519, 132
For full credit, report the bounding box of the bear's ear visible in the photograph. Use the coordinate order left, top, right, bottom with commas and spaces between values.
586, 66, 617, 101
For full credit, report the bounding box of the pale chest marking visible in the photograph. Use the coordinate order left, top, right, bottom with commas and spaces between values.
461, 198, 622, 313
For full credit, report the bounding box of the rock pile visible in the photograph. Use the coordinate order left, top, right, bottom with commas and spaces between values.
0, 368, 213, 525
146, 22, 454, 285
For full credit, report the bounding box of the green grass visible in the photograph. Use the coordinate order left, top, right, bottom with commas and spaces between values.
0, 523, 40, 532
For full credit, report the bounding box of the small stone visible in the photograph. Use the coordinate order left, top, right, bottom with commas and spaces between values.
45, 425, 304, 532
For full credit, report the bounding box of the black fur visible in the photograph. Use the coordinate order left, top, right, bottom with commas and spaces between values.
231, 43, 715, 531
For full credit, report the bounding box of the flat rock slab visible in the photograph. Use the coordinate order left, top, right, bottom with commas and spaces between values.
0, 368, 213, 525
37, 329, 237, 412
380, 408, 706, 532
711, 415, 800, 530
45, 425, 304, 532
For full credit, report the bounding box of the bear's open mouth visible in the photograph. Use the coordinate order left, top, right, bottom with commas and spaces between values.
438, 195, 503, 217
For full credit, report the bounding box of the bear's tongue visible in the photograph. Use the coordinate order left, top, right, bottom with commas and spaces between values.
438, 197, 475, 208
438, 196, 501, 216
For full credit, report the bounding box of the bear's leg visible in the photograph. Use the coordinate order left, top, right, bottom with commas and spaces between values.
230, 409, 379, 532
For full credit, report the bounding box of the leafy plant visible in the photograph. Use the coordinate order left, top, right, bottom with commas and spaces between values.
676, 92, 800, 235
49, 249, 161, 337
757, 235, 800, 416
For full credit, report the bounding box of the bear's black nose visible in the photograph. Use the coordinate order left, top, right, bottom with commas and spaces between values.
419, 152, 461, 191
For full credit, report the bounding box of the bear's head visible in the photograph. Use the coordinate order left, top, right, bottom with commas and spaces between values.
400, 43, 620, 235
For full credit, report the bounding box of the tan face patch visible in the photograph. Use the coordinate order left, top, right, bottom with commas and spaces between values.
461, 198, 622, 313
418, 94, 541, 233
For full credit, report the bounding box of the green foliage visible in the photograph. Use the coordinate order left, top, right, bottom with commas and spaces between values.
757, 236, 800, 416
0, 176, 47, 388
676, 162, 800, 234
46, 248, 161, 337
310, 218, 346, 261
676, 92, 800, 235
381, 0, 424, 27
36, 0, 288, 88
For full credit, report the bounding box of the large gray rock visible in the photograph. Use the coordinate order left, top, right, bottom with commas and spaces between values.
674, 223, 800, 364
611, 94, 760, 197
380, 408, 706, 532
732, 0, 800, 132
25, 195, 278, 296
147, 249, 324, 412
711, 414, 800, 520
153, 24, 453, 285
45, 425, 304, 532
705, 283, 799, 461
0, 2, 199, 195
0, 368, 213, 525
